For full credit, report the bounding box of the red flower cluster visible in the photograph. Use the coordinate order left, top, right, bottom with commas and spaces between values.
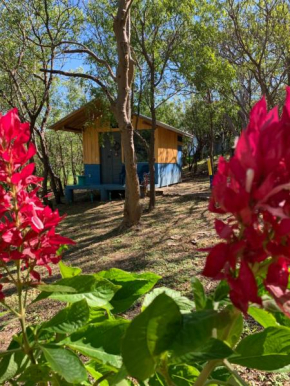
203, 88, 290, 314
0, 109, 74, 299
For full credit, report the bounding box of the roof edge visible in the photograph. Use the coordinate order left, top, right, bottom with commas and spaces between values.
135, 114, 193, 138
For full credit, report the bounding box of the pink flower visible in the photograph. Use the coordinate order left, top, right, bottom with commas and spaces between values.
203, 88, 290, 314
0, 109, 74, 299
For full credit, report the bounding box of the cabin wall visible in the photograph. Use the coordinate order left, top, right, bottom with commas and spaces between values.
156, 127, 178, 163
154, 127, 183, 187
81, 119, 183, 188
83, 125, 101, 184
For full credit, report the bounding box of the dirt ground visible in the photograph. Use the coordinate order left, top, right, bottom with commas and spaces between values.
0, 175, 289, 385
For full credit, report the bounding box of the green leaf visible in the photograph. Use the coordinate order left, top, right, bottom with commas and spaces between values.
230, 326, 290, 370
149, 364, 200, 386
41, 299, 90, 334
86, 360, 118, 382
274, 312, 290, 327
210, 366, 232, 382
191, 278, 206, 310
217, 306, 243, 348
122, 293, 182, 381
40, 344, 87, 384
171, 310, 228, 358
168, 364, 200, 386
62, 319, 129, 368
107, 366, 130, 386
35, 275, 120, 307
17, 365, 51, 385
148, 372, 166, 386
88, 307, 110, 323
97, 268, 160, 314
59, 260, 82, 278
213, 280, 230, 302
175, 338, 233, 363
142, 287, 194, 313
248, 306, 279, 328
0, 341, 30, 383
37, 284, 77, 293
86, 361, 129, 386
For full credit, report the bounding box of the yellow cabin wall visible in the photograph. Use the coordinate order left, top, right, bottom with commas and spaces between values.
132, 116, 152, 130
156, 127, 178, 164
82, 117, 117, 164
82, 117, 179, 165
83, 125, 100, 164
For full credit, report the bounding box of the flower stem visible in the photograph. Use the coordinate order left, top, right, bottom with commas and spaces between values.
223, 360, 248, 386
194, 360, 220, 386
16, 261, 36, 365
0, 300, 20, 318
158, 355, 176, 386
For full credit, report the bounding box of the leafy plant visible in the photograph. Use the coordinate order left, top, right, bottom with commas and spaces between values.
3, 92, 290, 385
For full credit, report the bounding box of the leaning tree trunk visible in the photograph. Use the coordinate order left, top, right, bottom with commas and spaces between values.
113, 0, 142, 227
38, 132, 63, 204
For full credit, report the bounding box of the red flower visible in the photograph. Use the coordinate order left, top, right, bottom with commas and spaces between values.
203, 88, 290, 314
0, 109, 74, 299
265, 257, 289, 290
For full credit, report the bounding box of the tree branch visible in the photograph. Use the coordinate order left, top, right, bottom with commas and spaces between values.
63, 47, 116, 81
39, 68, 115, 105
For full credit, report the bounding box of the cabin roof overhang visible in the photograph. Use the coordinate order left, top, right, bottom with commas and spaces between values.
136, 114, 193, 139
49, 101, 102, 132
49, 103, 193, 139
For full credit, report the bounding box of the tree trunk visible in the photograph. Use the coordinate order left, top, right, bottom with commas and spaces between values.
193, 140, 203, 175
148, 74, 156, 212
207, 90, 214, 173
113, 0, 141, 227
42, 164, 49, 205
57, 135, 67, 186
70, 140, 77, 185
120, 122, 142, 226
38, 132, 63, 204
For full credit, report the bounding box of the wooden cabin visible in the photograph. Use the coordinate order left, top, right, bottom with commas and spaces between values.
50, 102, 193, 202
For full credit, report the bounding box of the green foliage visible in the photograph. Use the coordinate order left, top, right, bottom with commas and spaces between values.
171, 310, 229, 358
34, 275, 120, 307
248, 306, 279, 328
142, 287, 194, 313
217, 306, 243, 348
41, 299, 90, 334
40, 344, 87, 384
0, 341, 30, 384
122, 293, 182, 380
192, 277, 207, 310
229, 327, 290, 371
62, 320, 129, 367
3, 264, 290, 385
59, 260, 82, 279
97, 268, 160, 314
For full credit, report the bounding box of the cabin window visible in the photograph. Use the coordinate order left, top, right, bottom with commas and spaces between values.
177, 135, 183, 142
134, 130, 151, 162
